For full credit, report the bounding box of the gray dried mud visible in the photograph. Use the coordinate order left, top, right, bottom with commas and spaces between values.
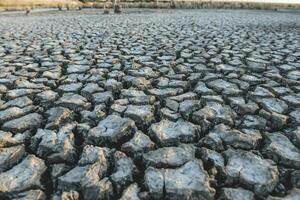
0, 9, 300, 200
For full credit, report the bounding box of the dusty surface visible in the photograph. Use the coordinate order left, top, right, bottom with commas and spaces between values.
0, 9, 299, 200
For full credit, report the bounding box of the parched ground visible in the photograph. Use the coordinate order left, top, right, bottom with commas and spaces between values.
0, 9, 300, 200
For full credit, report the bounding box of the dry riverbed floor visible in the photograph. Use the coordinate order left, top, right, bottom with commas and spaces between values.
0, 9, 300, 200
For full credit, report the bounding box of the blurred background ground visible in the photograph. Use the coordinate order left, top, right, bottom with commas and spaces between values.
0, 0, 80, 10
0, 0, 299, 12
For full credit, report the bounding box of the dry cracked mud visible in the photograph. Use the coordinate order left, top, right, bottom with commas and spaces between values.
0, 9, 300, 200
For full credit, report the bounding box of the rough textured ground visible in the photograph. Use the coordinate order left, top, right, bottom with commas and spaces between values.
0, 9, 300, 200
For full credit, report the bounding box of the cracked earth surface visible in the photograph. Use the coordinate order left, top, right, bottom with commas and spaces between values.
0, 9, 300, 200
